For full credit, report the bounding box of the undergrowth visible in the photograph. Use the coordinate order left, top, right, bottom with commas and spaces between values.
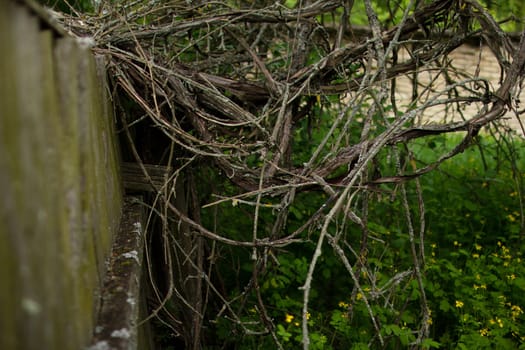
197, 131, 525, 349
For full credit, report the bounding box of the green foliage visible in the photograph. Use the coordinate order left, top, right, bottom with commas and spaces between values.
314, 0, 525, 31
426, 240, 525, 349
37, 0, 94, 13
414, 134, 525, 348
203, 132, 525, 349
480, 0, 525, 31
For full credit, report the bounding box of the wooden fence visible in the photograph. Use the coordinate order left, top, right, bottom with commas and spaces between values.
0, 0, 127, 349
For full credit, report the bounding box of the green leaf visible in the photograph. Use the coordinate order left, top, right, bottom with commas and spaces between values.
514, 277, 525, 290
276, 324, 292, 342
421, 338, 441, 349
439, 299, 451, 312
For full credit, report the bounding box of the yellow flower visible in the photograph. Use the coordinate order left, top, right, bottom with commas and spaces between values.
338, 301, 349, 308
511, 305, 523, 313
285, 314, 294, 323
479, 328, 489, 336
475, 244, 482, 251
507, 274, 516, 280
431, 243, 437, 249
472, 253, 479, 259
455, 300, 464, 308
427, 317, 433, 325
490, 317, 504, 328
511, 305, 523, 320
356, 293, 363, 301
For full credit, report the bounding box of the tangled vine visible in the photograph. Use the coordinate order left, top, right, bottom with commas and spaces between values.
55, 0, 525, 348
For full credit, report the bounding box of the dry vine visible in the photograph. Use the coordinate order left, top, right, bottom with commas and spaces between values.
55, 0, 525, 348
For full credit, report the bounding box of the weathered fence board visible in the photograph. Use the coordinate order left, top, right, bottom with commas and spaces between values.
0, 1, 123, 349
89, 197, 153, 350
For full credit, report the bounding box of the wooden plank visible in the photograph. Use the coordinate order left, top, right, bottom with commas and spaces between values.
0, 1, 124, 349
0, 2, 20, 349
89, 197, 153, 350
121, 162, 173, 192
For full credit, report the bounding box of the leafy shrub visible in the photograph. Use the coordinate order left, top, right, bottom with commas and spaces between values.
205, 132, 525, 349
